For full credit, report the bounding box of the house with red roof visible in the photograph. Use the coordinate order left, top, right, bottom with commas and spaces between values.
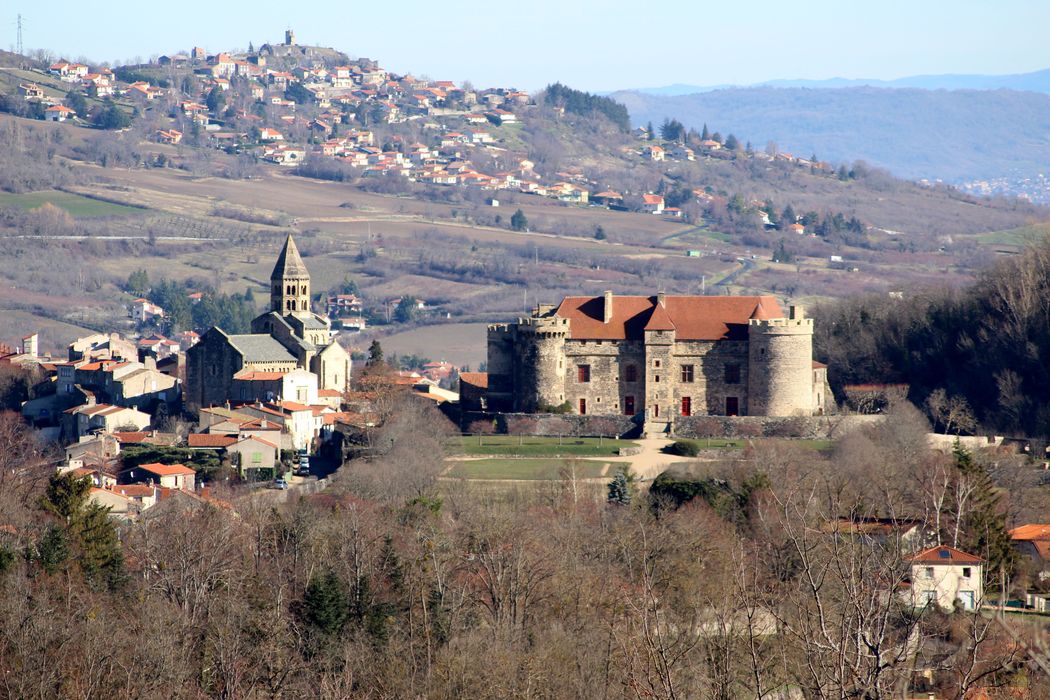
486, 292, 822, 425
122, 462, 196, 492
907, 545, 983, 611
642, 193, 665, 215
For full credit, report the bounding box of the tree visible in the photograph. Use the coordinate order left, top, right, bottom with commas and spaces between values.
646, 121, 654, 140
296, 570, 349, 638
127, 268, 150, 296
367, 340, 384, 367
394, 297, 420, 323
594, 225, 606, 240
724, 133, 740, 151
607, 467, 636, 506
92, 100, 131, 130
64, 90, 88, 117
205, 85, 225, 113
510, 208, 528, 232
660, 118, 685, 142
701, 123, 710, 140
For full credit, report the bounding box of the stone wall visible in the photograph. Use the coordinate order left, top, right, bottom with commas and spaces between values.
462, 411, 638, 438
673, 414, 881, 440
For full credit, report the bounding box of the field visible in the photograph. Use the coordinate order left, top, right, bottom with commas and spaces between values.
444, 457, 622, 480
0, 190, 144, 218
381, 323, 488, 368
450, 435, 640, 457
669, 437, 834, 452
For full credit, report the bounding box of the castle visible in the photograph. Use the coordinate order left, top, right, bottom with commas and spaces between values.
485, 292, 826, 425
185, 235, 351, 412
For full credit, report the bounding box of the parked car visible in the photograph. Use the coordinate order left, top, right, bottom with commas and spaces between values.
272, 478, 289, 490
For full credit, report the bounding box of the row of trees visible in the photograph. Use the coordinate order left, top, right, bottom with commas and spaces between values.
127, 269, 258, 334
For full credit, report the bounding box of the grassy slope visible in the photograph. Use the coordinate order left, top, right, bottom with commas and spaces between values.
449, 435, 639, 457
0, 191, 145, 218
445, 458, 619, 480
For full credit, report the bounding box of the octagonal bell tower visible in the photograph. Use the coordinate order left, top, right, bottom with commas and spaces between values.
270, 234, 311, 318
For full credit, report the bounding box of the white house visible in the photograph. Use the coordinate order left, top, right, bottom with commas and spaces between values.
908, 545, 983, 612
124, 462, 196, 492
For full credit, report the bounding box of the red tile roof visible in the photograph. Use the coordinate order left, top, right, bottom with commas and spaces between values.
554, 295, 784, 341
460, 372, 488, 389
908, 545, 983, 564
137, 462, 195, 477
188, 434, 237, 448
1009, 524, 1050, 541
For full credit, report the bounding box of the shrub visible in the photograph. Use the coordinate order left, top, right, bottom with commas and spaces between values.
666, 440, 701, 457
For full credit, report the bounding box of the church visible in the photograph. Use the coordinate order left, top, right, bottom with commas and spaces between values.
185, 235, 352, 412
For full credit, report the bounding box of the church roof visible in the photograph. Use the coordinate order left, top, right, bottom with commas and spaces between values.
554, 295, 784, 341
271, 234, 309, 280
227, 334, 298, 363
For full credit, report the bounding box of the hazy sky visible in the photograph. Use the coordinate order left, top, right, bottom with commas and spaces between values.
8, 0, 1048, 92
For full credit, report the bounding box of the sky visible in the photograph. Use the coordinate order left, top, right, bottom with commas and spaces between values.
8, 0, 1049, 93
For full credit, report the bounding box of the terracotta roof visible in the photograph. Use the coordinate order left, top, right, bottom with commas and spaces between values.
113, 484, 156, 498
908, 545, 983, 564
188, 434, 237, 448
644, 302, 675, 331
113, 431, 148, 443
137, 462, 195, 477
237, 435, 279, 449
749, 300, 779, 321
1009, 524, 1050, 541
554, 295, 784, 341
318, 389, 342, 398
812, 360, 828, 369
460, 372, 488, 389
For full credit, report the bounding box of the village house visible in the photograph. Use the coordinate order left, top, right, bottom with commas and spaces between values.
122, 462, 196, 492
907, 545, 983, 612
642, 194, 665, 215
63, 403, 152, 442
1009, 524, 1050, 580
45, 105, 76, 122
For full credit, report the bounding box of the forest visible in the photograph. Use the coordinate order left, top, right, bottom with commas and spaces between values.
0, 376, 1048, 698
816, 236, 1050, 437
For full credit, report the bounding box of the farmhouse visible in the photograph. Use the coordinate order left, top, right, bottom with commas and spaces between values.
486, 293, 825, 429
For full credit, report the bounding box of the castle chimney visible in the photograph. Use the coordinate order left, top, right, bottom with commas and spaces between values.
21, 333, 38, 357
657, 291, 666, 308
789, 305, 805, 320
603, 291, 613, 323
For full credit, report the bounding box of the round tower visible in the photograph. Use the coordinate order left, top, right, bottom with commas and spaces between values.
517, 315, 568, 411
747, 304, 814, 416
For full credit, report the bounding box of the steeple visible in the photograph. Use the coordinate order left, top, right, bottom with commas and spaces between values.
270, 234, 311, 316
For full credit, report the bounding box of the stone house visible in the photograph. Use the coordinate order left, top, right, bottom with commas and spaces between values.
486, 293, 823, 430
907, 545, 983, 612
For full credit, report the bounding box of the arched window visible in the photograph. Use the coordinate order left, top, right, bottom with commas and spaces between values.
301, 285, 307, 295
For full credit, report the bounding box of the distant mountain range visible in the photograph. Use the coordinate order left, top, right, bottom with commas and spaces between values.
625, 68, 1050, 96
608, 84, 1050, 187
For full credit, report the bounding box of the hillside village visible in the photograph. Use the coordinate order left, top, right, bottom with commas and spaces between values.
6, 30, 885, 235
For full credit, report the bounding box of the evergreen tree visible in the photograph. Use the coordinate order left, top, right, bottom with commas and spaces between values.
35, 525, 70, 575
41, 473, 91, 523
607, 467, 636, 506
646, 121, 654, 140
297, 570, 349, 637
127, 269, 150, 297
510, 208, 528, 232
367, 340, 384, 366
205, 85, 225, 113
724, 133, 740, 151
701, 123, 710, 140
781, 204, 797, 225
952, 445, 1018, 580
594, 225, 606, 240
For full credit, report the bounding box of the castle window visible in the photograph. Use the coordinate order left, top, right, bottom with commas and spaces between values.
681, 364, 694, 383
624, 396, 635, 415
725, 364, 741, 384
654, 359, 661, 368
577, 365, 590, 383
654, 375, 661, 383
625, 365, 637, 382
579, 398, 587, 414
725, 397, 739, 416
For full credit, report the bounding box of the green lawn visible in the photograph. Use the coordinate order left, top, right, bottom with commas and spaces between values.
449, 435, 638, 457
971, 222, 1050, 248
445, 458, 621, 480
0, 191, 145, 218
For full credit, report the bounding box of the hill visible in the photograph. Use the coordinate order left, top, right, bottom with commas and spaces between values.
609, 86, 1050, 187
625, 66, 1050, 95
